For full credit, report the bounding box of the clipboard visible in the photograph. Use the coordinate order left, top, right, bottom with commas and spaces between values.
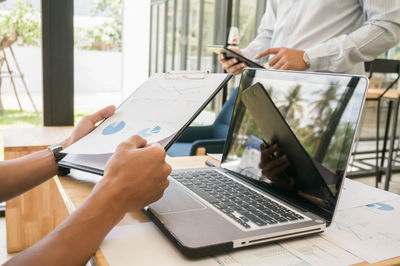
59, 71, 233, 175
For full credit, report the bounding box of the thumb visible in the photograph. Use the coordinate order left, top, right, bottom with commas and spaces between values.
87, 105, 116, 124
126, 135, 147, 149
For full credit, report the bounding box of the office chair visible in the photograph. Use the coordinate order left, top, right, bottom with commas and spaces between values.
167, 88, 238, 157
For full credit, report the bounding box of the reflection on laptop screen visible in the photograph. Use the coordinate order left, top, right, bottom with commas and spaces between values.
221, 69, 367, 222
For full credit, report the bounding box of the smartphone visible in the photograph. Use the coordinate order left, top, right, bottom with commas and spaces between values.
207, 44, 265, 69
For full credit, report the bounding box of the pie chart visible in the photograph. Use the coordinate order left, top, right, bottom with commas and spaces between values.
137, 126, 161, 138
102, 121, 126, 135
366, 203, 394, 211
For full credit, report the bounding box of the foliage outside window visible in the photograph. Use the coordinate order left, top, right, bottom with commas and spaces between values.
74, 0, 122, 51
0, 0, 40, 47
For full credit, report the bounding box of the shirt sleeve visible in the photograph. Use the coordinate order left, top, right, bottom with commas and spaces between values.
241, 0, 276, 63
305, 0, 400, 73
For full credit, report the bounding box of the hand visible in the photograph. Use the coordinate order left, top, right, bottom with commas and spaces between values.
61, 105, 116, 148
95, 135, 171, 213
256, 47, 308, 71
218, 48, 249, 75
259, 143, 294, 191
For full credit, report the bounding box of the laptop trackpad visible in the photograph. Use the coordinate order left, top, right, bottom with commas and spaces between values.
151, 183, 206, 214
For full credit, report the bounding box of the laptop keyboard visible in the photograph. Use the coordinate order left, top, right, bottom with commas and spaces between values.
171, 169, 305, 230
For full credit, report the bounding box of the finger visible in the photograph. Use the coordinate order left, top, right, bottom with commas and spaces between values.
218, 53, 226, 62
255, 47, 281, 60
263, 155, 288, 172
87, 105, 116, 124
267, 161, 290, 177
272, 59, 286, 70
279, 63, 290, 70
145, 143, 166, 161
233, 63, 247, 74
227, 62, 245, 75
261, 144, 279, 162
126, 135, 147, 149
268, 52, 283, 67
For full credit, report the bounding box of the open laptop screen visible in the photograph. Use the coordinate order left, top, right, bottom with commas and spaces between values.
221, 69, 368, 223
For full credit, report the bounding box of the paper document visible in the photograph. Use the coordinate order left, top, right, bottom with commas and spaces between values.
64, 73, 229, 154
337, 178, 400, 210
215, 243, 310, 266
280, 235, 362, 266
323, 198, 400, 263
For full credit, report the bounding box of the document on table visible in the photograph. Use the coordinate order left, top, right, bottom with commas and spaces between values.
215, 244, 310, 266
280, 235, 362, 266
323, 198, 400, 263
63, 73, 230, 155
337, 178, 400, 210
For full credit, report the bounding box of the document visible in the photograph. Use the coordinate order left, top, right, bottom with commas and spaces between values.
64, 73, 230, 155
337, 178, 400, 210
280, 235, 362, 266
322, 198, 400, 263
215, 244, 310, 266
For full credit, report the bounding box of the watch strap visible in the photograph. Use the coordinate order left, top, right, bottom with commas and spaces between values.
48, 144, 70, 176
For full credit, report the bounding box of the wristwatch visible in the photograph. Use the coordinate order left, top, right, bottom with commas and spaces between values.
303, 52, 311, 68
48, 144, 70, 176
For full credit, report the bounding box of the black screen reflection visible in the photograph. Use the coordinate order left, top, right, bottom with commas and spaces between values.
221, 70, 365, 220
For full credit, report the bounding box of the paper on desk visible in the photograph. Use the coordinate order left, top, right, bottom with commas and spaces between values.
215, 243, 310, 266
101, 222, 217, 266
64, 73, 229, 155
280, 235, 362, 266
337, 178, 400, 210
323, 198, 400, 263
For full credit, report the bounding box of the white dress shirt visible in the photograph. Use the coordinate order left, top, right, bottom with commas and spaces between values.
242, 0, 400, 74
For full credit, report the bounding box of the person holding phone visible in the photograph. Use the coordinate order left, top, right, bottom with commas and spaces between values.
219, 1, 400, 75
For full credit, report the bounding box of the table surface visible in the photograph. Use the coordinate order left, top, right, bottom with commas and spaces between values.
56, 156, 400, 266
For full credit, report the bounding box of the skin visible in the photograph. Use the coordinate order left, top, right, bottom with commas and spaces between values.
2, 106, 171, 266
218, 47, 308, 73
217, 48, 249, 75
255, 47, 308, 71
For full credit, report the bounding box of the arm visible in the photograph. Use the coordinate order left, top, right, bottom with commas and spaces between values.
0, 105, 116, 203
305, 1, 400, 73
5, 136, 171, 266
241, 0, 276, 61
257, 1, 400, 72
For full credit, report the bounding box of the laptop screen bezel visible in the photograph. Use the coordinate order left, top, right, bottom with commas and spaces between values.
220, 68, 368, 225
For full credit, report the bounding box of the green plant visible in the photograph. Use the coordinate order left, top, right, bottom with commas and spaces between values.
0, 0, 41, 46
75, 0, 122, 51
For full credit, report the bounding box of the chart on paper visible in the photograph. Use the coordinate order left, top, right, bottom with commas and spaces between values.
322, 198, 400, 263
63, 73, 229, 154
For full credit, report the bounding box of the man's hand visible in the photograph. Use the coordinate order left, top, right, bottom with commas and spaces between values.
256, 47, 308, 71
62, 105, 116, 148
96, 135, 171, 213
259, 143, 294, 191
218, 48, 249, 75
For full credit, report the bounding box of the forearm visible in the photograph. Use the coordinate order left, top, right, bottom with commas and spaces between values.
0, 149, 58, 202
305, 17, 400, 73
5, 185, 124, 266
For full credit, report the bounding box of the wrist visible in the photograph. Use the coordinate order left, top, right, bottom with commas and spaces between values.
302, 51, 310, 69
61, 138, 72, 149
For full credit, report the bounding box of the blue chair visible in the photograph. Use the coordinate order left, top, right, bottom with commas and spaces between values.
167, 88, 238, 157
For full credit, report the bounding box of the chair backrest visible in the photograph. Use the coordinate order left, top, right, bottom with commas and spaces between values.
213, 88, 238, 138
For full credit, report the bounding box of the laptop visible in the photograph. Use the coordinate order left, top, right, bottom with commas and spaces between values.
148, 69, 368, 257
